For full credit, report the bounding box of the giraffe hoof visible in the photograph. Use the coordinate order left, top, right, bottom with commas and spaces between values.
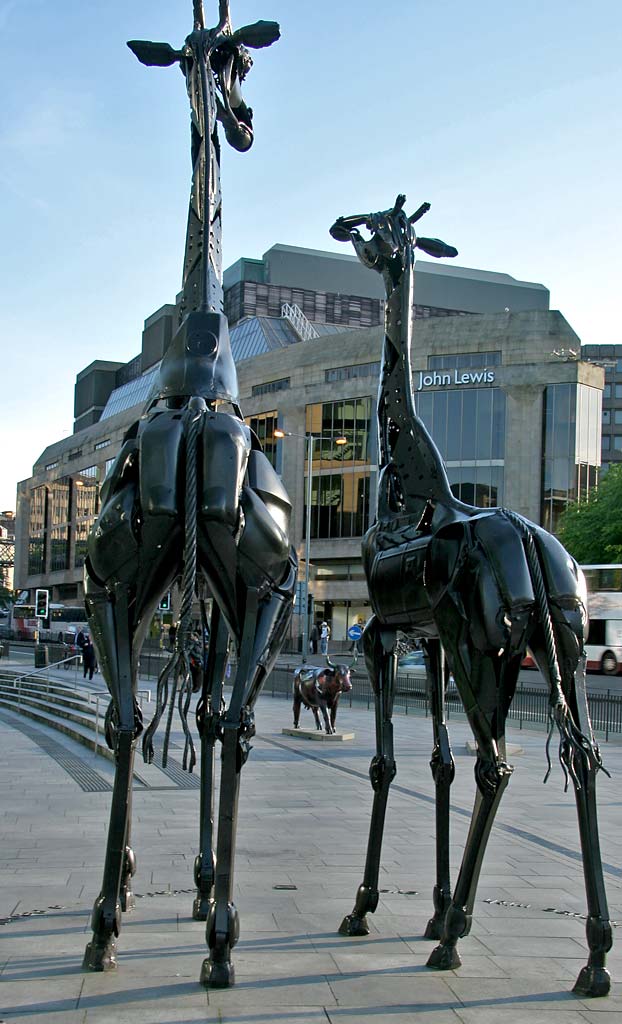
339, 913, 369, 936
423, 915, 444, 940
200, 957, 235, 988
427, 943, 461, 970
192, 895, 210, 921
82, 938, 117, 972
573, 965, 610, 997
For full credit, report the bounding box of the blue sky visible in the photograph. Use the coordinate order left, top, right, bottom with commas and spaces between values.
1, 0, 621, 511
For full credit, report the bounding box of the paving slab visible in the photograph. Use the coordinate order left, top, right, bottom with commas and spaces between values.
0, 693, 620, 1024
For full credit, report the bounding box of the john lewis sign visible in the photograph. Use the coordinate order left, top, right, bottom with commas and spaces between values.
416, 369, 496, 391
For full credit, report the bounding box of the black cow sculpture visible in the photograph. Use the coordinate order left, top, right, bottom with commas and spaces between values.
293, 654, 355, 734
82, 1, 296, 990
329, 195, 612, 997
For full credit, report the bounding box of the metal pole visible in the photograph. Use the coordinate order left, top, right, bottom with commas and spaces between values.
302, 433, 313, 664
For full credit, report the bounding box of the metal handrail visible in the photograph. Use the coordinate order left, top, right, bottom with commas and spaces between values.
0, 654, 82, 687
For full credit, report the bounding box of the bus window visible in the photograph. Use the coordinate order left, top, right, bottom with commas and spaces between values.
587, 619, 606, 645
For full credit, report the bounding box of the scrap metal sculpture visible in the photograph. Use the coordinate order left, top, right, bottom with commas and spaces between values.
329, 195, 612, 997
292, 653, 355, 733
82, 1, 296, 989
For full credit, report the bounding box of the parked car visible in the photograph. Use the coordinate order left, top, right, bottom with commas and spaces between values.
397, 649, 426, 673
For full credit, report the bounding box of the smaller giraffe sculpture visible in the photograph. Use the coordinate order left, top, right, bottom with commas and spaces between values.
329, 195, 612, 997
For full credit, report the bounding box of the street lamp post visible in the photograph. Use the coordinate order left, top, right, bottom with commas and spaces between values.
274, 428, 346, 662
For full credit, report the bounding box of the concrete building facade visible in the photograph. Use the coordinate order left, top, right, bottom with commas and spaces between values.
14, 245, 603, 642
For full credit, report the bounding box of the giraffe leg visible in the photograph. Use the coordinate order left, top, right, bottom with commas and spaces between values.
193, 604, 228, 922
427, 743, 512, 970
119, 817, 137, 913
339, 617, 396, 937
530, 623, 612, 997
83, 731, 135, 970
83, 584, 139, 972
558, 653, 611, 996
423, 640, 455, 940
200, 591, 260, 989
571, 743, 612, 997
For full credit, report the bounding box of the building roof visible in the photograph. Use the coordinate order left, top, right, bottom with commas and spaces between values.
230, 316, 352, 362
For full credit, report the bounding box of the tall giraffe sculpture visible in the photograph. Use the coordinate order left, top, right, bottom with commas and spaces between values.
330, 195, 612, 997
82, 1, 296, 988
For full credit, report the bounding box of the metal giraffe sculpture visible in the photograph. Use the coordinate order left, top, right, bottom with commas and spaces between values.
330, 195, 612, 997
82, 1, 296, 989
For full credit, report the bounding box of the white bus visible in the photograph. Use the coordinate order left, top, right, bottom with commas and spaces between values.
585, 592, 622, 675
9, 603, 88, 643
523, 565, 622, 675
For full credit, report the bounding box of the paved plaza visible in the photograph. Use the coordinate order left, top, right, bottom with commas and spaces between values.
1, 675, 621, 1023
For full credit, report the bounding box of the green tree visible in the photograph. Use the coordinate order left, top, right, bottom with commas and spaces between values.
556, 464, 622, 563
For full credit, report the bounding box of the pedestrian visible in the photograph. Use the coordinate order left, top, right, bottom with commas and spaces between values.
320, 621, 330, 656
168, 622, 177, 650
310, 621, 319, 655
76, 628, 86, 650
82, 637, 96, 681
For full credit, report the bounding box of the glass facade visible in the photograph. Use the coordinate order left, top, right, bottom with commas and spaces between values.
541, 383, 601, 531
74, 469, 100, 568
417, 387, 506, 507
49, 478, 71, 572
246, 412, 279, 470
27, 485, 47, 575
304, 398, 372, 539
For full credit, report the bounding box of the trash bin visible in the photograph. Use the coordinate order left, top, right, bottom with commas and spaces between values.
34, 645, 49, 668
49, 644, 66, 665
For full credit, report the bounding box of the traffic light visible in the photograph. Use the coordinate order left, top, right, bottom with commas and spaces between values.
159, 592, 171, 611
35, 589, 49, 619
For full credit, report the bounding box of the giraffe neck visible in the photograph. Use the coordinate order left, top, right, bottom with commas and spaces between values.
179, 33, 223, 321
375, 248, 457, 521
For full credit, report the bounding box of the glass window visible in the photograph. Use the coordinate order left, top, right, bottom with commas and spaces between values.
28, 537, 45, 576
417, 388, 506, 465
246, 411, 279, 469
542, 383, 601, 529
604, 384, 611, 399
251, 378, 290, 397
74, 520, 91, 569
428, 351, 501, 370
616, 359, 622, 373
602, 435, 611, 451
304, 398, 372, 539
614, 437, 622, 451
615, 410, 622, 425
325, 361, 380, 383
616, 384, 622, 399
603, 410, 611, 425
100, 365, 160, 420
460, 390, 477, 460
50, 525, 70, 572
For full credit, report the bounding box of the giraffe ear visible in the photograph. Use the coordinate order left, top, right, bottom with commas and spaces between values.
127, 40, 182, 66
329, 220, 353, 243
416, 237, 458, 259
231, 21, 281, 48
